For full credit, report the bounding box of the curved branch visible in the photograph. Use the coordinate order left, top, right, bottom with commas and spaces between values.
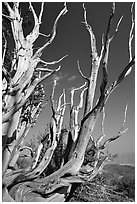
33, 3, 68, 58
100, 103, 128, 150
106, 57, 135, 98
39, 55, 68, 67
77, 61, 89, 81
129, 3, 135, 61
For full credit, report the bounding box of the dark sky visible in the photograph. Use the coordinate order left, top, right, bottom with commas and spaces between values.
19, 2, 135, 156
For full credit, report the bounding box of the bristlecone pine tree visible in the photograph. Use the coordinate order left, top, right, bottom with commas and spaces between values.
2, 2, 135, 202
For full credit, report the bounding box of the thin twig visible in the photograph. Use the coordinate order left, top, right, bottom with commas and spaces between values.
77, 61, 89, 81
39, 55, 68, 67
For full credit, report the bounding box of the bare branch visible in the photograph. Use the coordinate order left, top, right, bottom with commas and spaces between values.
2, 66, 61, 124
2, 13, 13, 20
101, 107, 105, 137
38, 2, 44, 23
110, 15, 123, 41
27, 2, 40, 43
57, 92, 64, 112
39, 32, 50, 37
77, 61, 89, 81
51, 78, 57, 101
82, 3, 100, 60
77, 87, 88, 109
2, 33, 7, 64
2, 2, 134, 201
99, 33, 105, 61
32, 143, 43, 169
70, 88, 75, 108
92, 156, 109, 177
72, 86, 88, 142
39, 54, 68, 67
73, 82, 87, 93
82, 3, 88, 25
106, 57, 135, 98
3, 2, 12, 15
34, 3, 68, 57
100, 103, 128, 150
5, 2, 24, 49
129, 3, 135, 61
96, 107, 106, 147
102, 2, 115, 65
106, 2, 115, 37
60, 103, 71, 109
2, 77, 8, 94
119, 102, 128, 133
3, 122, 30, 176
26, 123, 58, 179
100, 3, 117, 94
82, 3, 101, 114
70, 82, 87, 108
56, 89, 66, 139
36, 67, 54, 72
70, 3, 125, 165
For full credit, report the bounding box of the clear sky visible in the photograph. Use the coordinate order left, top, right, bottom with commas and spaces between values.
19, 2, 135, 156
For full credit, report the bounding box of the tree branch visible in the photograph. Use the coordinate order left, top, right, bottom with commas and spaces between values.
77, 61, 89, 81
82, 3, 101, 115
106, 57, 135, 99
2, 66, 61, 124
129, 3, 135, 62
2, 32, 7, 64
100, 103, 128, 150
39, 55, 68, 67
33, 3, 68, 58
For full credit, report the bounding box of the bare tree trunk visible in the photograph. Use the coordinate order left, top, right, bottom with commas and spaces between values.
2, 2, 134, 202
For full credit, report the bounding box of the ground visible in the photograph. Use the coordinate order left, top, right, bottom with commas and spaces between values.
69, 164, 135, 202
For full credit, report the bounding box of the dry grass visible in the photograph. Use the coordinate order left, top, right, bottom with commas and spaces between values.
69, 164, 135, 202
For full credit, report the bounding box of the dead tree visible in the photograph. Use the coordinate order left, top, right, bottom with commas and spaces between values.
2, 2, 135, 202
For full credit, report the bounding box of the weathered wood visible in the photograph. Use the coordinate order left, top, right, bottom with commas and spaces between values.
2, 2, 134, 202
